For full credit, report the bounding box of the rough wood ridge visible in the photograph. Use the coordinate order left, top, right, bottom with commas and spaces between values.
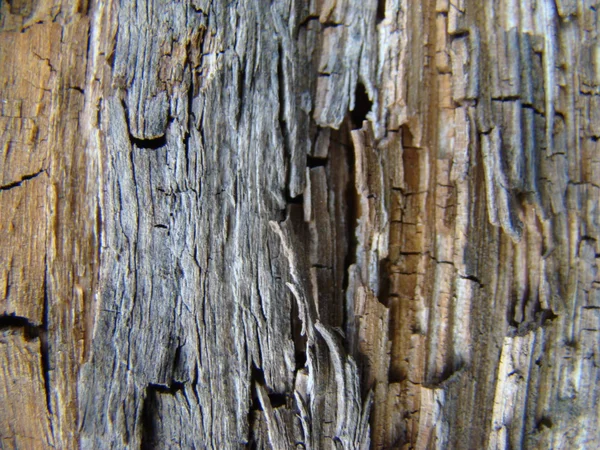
1, 0, 599, 449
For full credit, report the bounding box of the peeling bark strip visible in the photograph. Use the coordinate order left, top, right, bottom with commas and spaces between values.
1, 0, 599, 448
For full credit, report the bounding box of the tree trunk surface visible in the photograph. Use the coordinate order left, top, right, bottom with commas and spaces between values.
1, 0, 599, 448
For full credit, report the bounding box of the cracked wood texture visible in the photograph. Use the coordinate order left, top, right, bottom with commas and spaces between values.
1, 0, 599, 449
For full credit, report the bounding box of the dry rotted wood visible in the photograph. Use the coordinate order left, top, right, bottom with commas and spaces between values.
1, 0, 599, 449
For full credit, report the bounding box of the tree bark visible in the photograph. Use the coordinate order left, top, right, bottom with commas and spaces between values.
1, 0, 599, 449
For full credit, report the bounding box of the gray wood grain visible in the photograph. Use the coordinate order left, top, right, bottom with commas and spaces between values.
79, 0, 373, 448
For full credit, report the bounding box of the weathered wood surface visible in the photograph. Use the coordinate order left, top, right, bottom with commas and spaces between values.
1, 0, 97, 448
1, 0, 599, 448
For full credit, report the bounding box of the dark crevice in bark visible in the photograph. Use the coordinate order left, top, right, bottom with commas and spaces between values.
0, 315, 41, 337
298, 15, 320, 28
267, 393, 287, 408
449, 29, 470, 40
388, 366, 403, 384
141, 381, 186, 449
172, 339, 184, 377
277, 43, 294, 198
141, 387, 158, 450
246, 413, 259, 450
250, 364, 290, 410
96, 97, 103, 129
285, 192, 304, 206
249, 364, 266, 407
247, 365, 263, 449
147, 381, 185, 395
376, 0, 386, 23
295, 347, 307, 372
343, 120, 359, 295
68, 86, 85, 94
307, 154, 327, 168
306, 115, 358, 348
378, 258, 392, 307
183, 66, 195, 175
536, 416, 554, 430
350, 82, 373, 129
237, 58, 246, 126
41, 266, 52, 415
459, 273, 484, 287
538, 308, 558, 326
0, 169, 46, 191
291, 291, 308, 371
121, 98, 167, 149
129, 133, 167, 150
